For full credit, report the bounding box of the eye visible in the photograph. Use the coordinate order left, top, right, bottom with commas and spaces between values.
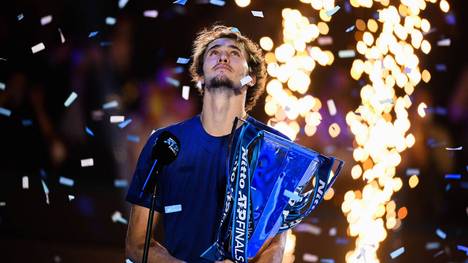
231, 50, 241, 57
209, 49, 219, 56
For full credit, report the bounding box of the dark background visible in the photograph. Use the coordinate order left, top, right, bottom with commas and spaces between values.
0, 0, 467, 262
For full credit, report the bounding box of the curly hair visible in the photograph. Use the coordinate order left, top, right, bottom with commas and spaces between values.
189, 24, 266, 112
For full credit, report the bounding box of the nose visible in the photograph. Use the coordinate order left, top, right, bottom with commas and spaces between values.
218, 51, 229, 63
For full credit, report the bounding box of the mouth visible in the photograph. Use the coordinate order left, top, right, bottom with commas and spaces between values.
213, 64, 232, 71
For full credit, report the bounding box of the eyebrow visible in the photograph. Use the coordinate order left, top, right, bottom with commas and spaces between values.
206, 44, 243, 54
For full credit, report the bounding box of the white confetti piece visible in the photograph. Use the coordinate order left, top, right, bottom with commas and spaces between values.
327, 99, 337, 116
68, 195, 75, 201
176, 57, 190, 64
111, 211, 128, 224
294, 223, 321, 235
110, 115, 125, 123
41, 179, 50, 204
317, 36, 333, 46
240, 75, 253, 86
325, 6, 340, 17
445, 146, 462, 151
31, 43, 45, 54
251, 11, 264, 18
118, 118, 132, 128
166, 77, 180, 87
102, 100, 118, 109
182, 85, 190, 100
338, 50, 356, 58
329, 227, 337, 236
106, 17, 116, 26
114, 179, 128, 188
390, 247, 405, 259
40, 15, 53, 26
59, 176, 74, 187
0, 82, 5, 90
436, 228, 446, 239
0, 107, 12, 117
345, 25, 355, 32
0, 201, 6, 206
210, 0, 225, 6
22, 176, 29, 189
303, 253, 318, 262
425, 242, 440, 250
17, 14, 24, 21
284, 189, 301, 202
118, 0, 129, 9
165, 204, 182, 214
81, 158, 94, 167
231, 27, 240, 33
88, 31, 99, 38
64, 92, 78, 107
143, 10, 158, 18
58, 28, 65, 43
406, 168, 420, 176
437, 38, 451, 46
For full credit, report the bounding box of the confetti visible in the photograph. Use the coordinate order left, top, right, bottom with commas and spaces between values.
325, 6, 340, 17
284, 189, 301, 202
182, 85, 190, 100
210, 0, 225, 6
68, 195, 75, 201
445, 146, 462, 151
445, 12, 456, 25
390, 247, 405, 259
436, 228, 446, 239
327, 99, 337, 116
41, 179, 50, 205
176, 57, 190, 64
0, 107, 12, 117
320, 259, 334, 263
457, 245, 468, 255
17, 14, 24, 21
59, 176, 74, 187
435, 64, 447, 72
165, 204, 182, 214
444, 174, 461, 180
0, 202, 6, 207
302, 253, 318, 262
294, 223, 321, 235
329, 227, 337, 236
31, 43, 46, 54
0, 82, 5, 90
114, 179, 129, 188
22, 176, 29, 189
174, 66, 184, 74
240, 75, 253, 86
110, 115, 125, 123
118, 0, 129, 9
64, 92, 78, 107
433, 250, 444, 257
338, 50, 356, 58
336, 237, 349, 245
127, 135, 140, 143
102, 100, 118, 109
40, 15, 53, 26
231, 27, 240, 33
173, 0, 188, 5
118, 118, 132, 128
81, 158, 94, 167
166, 77, 180, 87
345, 25, 355, 32
425, 242, 440, 250
85, 127, 94, 136
88, 31, 99, 38
251, 11, 264, 18
143, 10, 158, 18
406, 168, 420, 176
58, 28, 65, 43
317, 36, 333, 46
106, 17, 116, 26
111, 211, 128, 224
437, 38, 451, 46
100, 41, 112, 47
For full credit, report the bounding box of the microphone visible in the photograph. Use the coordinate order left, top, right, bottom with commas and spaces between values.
140, 130, 180, 263
139, 131, 180, 198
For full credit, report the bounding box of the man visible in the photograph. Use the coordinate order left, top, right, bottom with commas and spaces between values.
125, 24, 287, 263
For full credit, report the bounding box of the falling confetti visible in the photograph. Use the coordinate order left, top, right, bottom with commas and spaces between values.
111, 211, 128, 224
127, 135, 140, 143
22, 176, 29, 189
110, 116, 125, 123
176, 57, 190, 64
325, 6, 340, 17
390, 247, 405, 259
59, 176, 74, 187
327, 99, 337, 116
118, 118, 132, 128
165, 77, 180, 87
437, 38, 451, 46
345, 25, 355, 32
436, 228, 447, 239
118, 0, 129, 9
338, 50, 356, 58
40, 15, 53, 26
64, 92, 78, 107
58, 28, 65, 43
0, 82, 5, 90
251, 11, 264, 18
81, 158, 94, 167
85, 127, 94, 136
114, 179, 129, 188
22, 119, 33, 126
0, 107, 12, 117
164, 204, 182, 214
41, 179, 50, 205
102, 100, 118, 109
173, 0, 188, 5
182, 85, 190, 100
143, 10, 158, 18
445, 146, 462, 151
210, 0, 225, 6
31, 43, 46, 54
105, 17, 116, 26
240, 75, 253, 86
444, 174, 461, 180
88, 31, 99, 38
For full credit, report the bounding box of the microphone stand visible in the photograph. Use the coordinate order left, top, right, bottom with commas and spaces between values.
142, 159, 159, 263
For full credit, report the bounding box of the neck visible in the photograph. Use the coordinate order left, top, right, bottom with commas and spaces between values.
200, 88, 247, 137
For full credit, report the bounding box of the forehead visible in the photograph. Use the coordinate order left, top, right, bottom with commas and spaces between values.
205, 37, 246, 53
